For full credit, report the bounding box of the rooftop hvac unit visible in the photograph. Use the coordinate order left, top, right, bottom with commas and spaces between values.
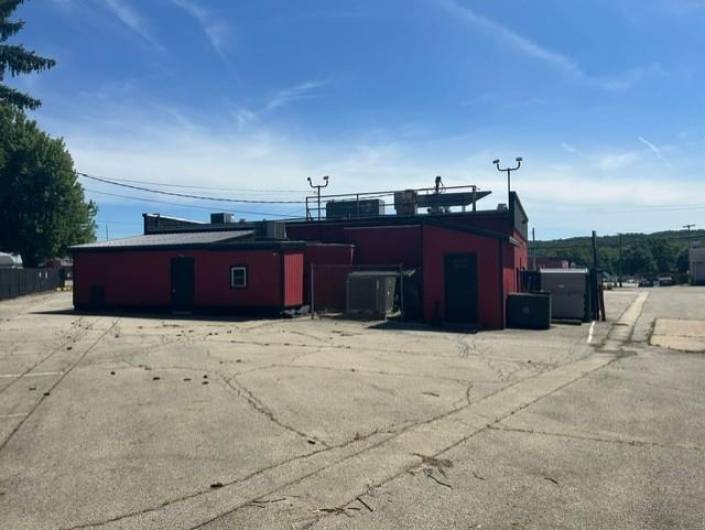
540, 268, 590, 322
346, 271, 397, 317
210, 212, 233, 224
325, 199, 385, 219
254, 221, 287, 240
394, 190, 418, 215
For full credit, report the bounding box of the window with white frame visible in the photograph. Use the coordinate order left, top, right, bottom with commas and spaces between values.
230, 266, 247, 288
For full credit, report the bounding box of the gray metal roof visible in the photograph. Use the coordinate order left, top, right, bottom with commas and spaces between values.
71, 230, 253, 250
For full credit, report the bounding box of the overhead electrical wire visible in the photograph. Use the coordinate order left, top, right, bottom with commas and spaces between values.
83, 174, 306, 193
84, 188, 300, 218
77, 172, 307, 204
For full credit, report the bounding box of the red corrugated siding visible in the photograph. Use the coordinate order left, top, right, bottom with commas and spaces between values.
421, 225, 503, 329
344, 226, 421, 266
74, 251, 171, 307
74, 249, 305, 309
303, 243, 354, 309
283, 252, 304, 307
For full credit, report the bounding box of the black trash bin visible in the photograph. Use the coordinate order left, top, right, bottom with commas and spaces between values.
506, 292, 551, 330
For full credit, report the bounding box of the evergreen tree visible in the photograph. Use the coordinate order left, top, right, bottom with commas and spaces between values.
1, 0, 55, 110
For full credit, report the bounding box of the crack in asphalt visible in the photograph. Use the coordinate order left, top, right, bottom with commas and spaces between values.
221, 374, 330, 447
488, 425, 704, 452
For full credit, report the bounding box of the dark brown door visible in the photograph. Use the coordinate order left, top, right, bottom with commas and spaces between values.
444, 253, 478, 324
171, 257, 195, 311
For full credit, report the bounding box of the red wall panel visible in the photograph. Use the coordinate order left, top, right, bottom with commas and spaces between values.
74, 249, 306, 309
421, 225, 503, 329
283, 252, 304, 307
343, 225, 422, 266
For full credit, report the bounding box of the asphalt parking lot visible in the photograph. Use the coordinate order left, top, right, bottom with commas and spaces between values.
0, 287, 704, 529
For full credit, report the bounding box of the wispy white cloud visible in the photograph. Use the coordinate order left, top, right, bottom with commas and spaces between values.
265, 80, 328, 111
437, 0, 659, 90
103, 0, 162, 49
594, 151, 640, 171
233, 108, 257, 129
170, 0, 231, 58
561, 142, 578, 154
638, 136, 667, 162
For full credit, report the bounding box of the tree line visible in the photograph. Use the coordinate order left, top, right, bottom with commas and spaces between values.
532, 230, 703, 277
0, 0, 96, 267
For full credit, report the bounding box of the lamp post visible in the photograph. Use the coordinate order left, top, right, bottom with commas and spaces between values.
492, 157, 523, 208
307, 176, 329, 221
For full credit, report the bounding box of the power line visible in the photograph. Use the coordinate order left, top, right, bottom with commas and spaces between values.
84, 188, 300, 218
78, 172, 306, 204
85, 174, 305, 194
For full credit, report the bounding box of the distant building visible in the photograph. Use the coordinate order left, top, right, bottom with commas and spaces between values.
533, 257, 571, 270
690, 244, 705, 285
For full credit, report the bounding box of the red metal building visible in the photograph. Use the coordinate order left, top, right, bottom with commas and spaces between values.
72, 190, 529, 330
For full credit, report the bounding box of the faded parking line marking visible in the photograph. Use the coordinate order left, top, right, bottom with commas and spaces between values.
0, 371, 63, 379
587, 321, 595, 344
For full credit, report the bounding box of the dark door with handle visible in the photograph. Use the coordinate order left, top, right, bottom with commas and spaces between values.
171, 257, 195, 312
444, 253, 478, 324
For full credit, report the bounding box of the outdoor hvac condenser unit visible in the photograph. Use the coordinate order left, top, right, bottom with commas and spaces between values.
539, 268, 590, 322
254, 221, 287, 240
346, 271, 397, 317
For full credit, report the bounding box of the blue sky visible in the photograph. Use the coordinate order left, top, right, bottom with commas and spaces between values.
9, 0, 705, 239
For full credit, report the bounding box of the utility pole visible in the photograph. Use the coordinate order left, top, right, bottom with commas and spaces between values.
105, 224, 109, 241
493, 157, 523, 208
531, 227, 536, 270
684, 224, 696, 248
618, 233, 623, 287
307, 176, 330, 221
592, 230, 598, 270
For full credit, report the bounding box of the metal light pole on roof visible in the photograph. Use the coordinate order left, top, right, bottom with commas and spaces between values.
307, 176, 330, 221
492, 157, 523, 208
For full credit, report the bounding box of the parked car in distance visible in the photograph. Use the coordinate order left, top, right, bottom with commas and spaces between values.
657, 276, 674, 286
638, 278, 654, 287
